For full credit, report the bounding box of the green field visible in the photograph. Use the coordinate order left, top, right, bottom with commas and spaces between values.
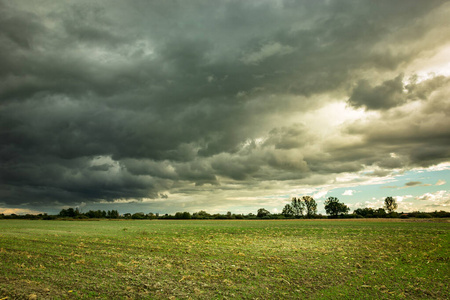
0, 219, 448, 299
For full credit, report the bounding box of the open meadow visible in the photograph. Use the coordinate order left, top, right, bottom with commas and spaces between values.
0, 219, 448, 299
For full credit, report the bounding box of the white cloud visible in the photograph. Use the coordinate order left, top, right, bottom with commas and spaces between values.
412, 190, 450, 211
312, 189, 328, 199
417, 162, 450, 172
416, 190, 448, 202
436, 179, 446, 186
364, 199, 384, 209
343, 190, 355, 196
395, 195, 413, 202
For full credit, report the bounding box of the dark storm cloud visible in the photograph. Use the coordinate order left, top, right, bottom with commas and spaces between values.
348, 74, 450, 110
348, 75, 406, 110
264, 124, 311, 150
343, 77, 450, 169
1, 0, 449, 207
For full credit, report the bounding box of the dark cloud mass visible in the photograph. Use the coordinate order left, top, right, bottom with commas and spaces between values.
348, 75, 406, 110
1, 0, 449, 210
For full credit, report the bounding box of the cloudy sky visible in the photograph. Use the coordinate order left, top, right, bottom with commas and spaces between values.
1, 0, 449, 215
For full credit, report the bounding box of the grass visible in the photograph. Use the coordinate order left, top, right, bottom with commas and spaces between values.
0, 219, 448, 299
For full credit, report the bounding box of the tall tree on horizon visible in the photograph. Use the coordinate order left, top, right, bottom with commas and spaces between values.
291, 197, 305, 218
384, 197, 398, 214
302, 196, 317, 218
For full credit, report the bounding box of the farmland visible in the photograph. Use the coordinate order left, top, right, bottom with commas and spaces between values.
0, 219, 448, 299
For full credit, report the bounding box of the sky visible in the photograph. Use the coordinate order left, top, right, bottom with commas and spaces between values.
1, 0, 449, 216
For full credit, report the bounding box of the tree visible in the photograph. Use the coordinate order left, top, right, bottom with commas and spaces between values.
58, 209, 68, 217
257, 208, 271, 218
107, 210, 119, 219
374, 208, 387, 218
282, 204, 294, 217
192, 210, 210, 219
59, 207, 80, 218
290, 197, 305, 217
174, 212, 191, 219
132, 212, 145, 219
324, 197, 350, 217
86, 210, 105, 218
384, 197, 398, 214
146, 212, 157, 219
302, 196, 317, 218
111, 210, 119, 218
354, 207, 374, 218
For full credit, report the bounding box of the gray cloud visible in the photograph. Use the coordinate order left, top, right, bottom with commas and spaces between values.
348, 74, 450, 110
343, 78, 450, 168
1, 0, 450, 209
405, 181, 422, 187
264, 124, 311, 150
348, 75, 406, 110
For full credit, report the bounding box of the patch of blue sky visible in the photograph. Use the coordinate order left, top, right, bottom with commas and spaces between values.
325, 168, 449, 211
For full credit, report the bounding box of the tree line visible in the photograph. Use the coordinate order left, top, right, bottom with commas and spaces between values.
1, 196, 449, 220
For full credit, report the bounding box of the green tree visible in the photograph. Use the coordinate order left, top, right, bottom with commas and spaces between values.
132, 212, 145, 219
192, 210, 210, 219
291, 197, 305, 217
324, 197, 350, 217
374, 208, 387, 218
106, 210, 119, 218
257, 208, 271, 218
146, 212, 157, 219
182, 212, 192, 219
354, 207, 376, 218
302, 196, 317, 218
59, 208, 80, 218
86, 210, 104, 218
282, 204, 294, 217
384, 196, 398, 214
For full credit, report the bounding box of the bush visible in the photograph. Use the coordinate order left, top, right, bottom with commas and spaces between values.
132, 212, 145, 219
387, 212, 399, 218
416, 213, 432, 218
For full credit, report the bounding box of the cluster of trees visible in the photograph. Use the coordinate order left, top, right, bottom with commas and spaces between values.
122, 212, 159, 219
58, 208, 120, 219
353, 196, 399, 218
352, 197, 399, 218
281, 196, 318, 218
279, 196, 350, 218
161, 211, 247, 220
281, 196, 317, 218
353, 207, 391, 218
264, 196, 449, 219
1, 196, 450, 220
